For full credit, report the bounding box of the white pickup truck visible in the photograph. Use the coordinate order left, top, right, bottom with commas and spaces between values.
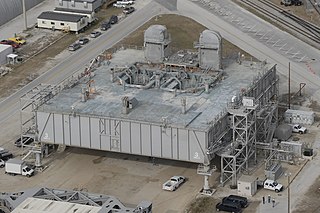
292, 124, 307, 134
162, 176, 186, 191
264, 179, 283, 193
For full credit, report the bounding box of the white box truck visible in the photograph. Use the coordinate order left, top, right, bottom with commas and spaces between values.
5, 159, 34, 177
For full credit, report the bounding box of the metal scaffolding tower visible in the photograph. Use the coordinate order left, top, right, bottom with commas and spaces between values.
19, 84, 59, 167
221, 101, 257, 186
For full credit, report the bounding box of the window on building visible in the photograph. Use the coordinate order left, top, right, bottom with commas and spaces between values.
84, 2, 88, 8
60, 23, 65, 26
51, 22, 55, 25
71, 0, 75, 7
59, 0, 63, 6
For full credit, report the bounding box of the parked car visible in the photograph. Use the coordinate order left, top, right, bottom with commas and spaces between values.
162, 176, 186, 191
109, 15, 118, 24
0, 150, 13, 161
0, 40, 20, 49
78, 37, 89, 45
291, 124, 307, 134
100, 22, 111, 31
123, 7, 135, 15
0, 159, 5, 168
68, 43, 81, 51
113, 3, 127, 8
222, 195, 249, 208
216, 202, 242, 213
8, 37, 26, 45
263, 179, 283, 193
90, 31, 102, 38
15, 136, 34, 147
116, 0, 134, 5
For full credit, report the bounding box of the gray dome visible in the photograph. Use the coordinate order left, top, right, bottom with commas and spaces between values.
199, 30, 222, 48
144, 25, 169, 43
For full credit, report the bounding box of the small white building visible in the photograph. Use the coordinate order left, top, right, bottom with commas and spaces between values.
0, 44, 13, 65
237, 175, 258, 197
284, 109, 315, 125
54, 8, 96, 24
55, 0, 104, 12
37, 11, 88, 33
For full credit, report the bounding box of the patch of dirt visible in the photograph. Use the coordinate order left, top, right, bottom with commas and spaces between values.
269, 0, 320, 27
309, 100, 320, 112
108, 14, 254, 60
0, 12, 253, 100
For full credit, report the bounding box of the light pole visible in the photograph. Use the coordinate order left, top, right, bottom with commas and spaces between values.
22, 0, 27, 31
285, 172, 292, 213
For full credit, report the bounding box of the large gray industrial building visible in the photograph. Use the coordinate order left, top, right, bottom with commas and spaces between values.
20, 25, 278, 194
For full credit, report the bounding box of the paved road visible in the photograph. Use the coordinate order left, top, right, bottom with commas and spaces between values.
0, 0, 165, 125
0, 0, 320, 212
175, 0, 320, 94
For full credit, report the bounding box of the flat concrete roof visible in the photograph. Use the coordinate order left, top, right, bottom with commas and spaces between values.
40, 49, 272, 131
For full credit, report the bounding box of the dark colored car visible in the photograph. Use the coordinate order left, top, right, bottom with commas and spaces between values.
123, 7, 135, 15
109, 15, 118, 24
216, 202, 242, 213
78, 37, 89, 45
68, 42, 81, 51
0, 150, 13, 161
222, 195, 248, 208
0, 40, 20, 49
100, 22, 111, 31
15, 136, 34, 147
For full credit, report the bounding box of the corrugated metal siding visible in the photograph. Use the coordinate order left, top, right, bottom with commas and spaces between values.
37, 112, 207, 163
0, 0, 44, 27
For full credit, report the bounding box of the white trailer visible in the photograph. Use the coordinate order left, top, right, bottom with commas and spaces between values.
5, 159, 34, 177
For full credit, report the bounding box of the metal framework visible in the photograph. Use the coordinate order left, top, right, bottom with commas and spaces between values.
221, 104, 257, 186
0, 187, 152, 213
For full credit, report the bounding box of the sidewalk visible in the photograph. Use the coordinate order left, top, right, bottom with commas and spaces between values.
0, 0, 55, 39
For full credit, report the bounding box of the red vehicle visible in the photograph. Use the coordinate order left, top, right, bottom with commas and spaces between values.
0, 40, 20, 49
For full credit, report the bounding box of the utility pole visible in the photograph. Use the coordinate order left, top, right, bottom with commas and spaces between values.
288, 62, 291, 109
22, 0, 27, 31
285, 173, 292, 213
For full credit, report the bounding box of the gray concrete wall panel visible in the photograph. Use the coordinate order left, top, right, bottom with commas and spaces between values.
70, 116, 80, 146
37, 112, 54, 143
80, 117, 90, 148
151, 126, 162, 157
178, 129, 189, 161
90, 118, 101, 149
36, 112, 207, 163
161, 127, 172, 159
0, 0, 44, 27
172, 128, 178, 159
121, 121, 131, 153
141, 124, 151, 156
100, 134, 109, 150
189, 131, 204, 163
53, 114, 64, 144
63, 115, 71, 145
131, 123, 141, 155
